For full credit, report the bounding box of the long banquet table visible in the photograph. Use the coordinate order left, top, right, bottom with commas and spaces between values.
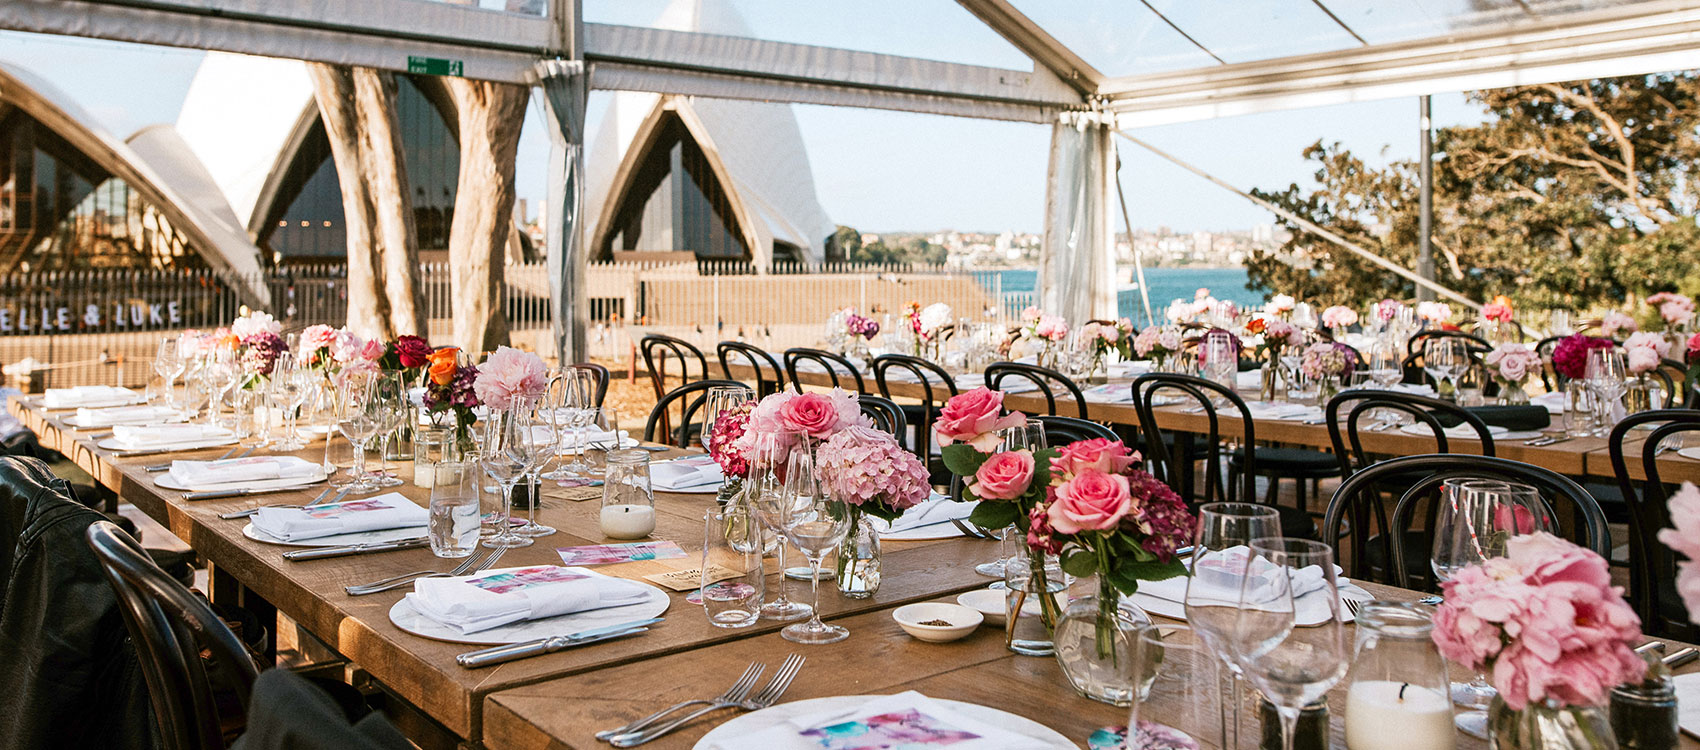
14, 395, 1700, 749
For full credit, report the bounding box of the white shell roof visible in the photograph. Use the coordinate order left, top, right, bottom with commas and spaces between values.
175, 51, 315, 230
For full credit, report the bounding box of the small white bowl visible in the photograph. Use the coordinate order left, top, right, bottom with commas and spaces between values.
956, 588, 1006, 626
893, 602, 983, 642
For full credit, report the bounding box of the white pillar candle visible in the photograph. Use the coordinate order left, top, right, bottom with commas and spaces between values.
1344, 680, 1455, 750
600, 504, 656, 539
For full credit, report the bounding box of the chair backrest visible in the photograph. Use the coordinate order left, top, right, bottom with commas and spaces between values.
782, 348, 866, 395
1534, 335, 1565, 392
1034, 415, 1118, 445
86, 520, 259, 750
857, 395, 907, 447
569, 362, 610, 408
1402, 330, 1491, 386
871, 354, 959, 459
642, 379, 748, 447
717, 341, 786, 397
1653, 357, 1685, 409
1322, 454, 1609, 589
1130, 373, 1254, 504
1608, 409, 1700, 640
639, 334, 709, 394
983, 362, 1088, 419
1324, 389, 1495, 476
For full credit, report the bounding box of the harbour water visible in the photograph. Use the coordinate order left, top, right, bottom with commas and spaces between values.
978, 267, 1262, 324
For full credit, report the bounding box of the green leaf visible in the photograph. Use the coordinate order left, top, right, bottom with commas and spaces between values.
967, 502, 1019, 530
1061, 550, 1100, 578
941, 444, 989, 477
860, 504, 903, 524
1116, 558, 1188, 584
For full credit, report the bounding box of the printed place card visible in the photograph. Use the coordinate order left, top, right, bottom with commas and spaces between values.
645, 564, 740, 592
556, 540, 687, 566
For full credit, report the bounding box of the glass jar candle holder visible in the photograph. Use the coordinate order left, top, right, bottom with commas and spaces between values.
600, 449, 656, 539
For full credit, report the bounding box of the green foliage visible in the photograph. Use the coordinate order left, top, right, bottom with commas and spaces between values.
829, 224, 946, 266
1107, 558, 1186, 596
967, 501, 1019, 530
941, 444, 988, 477
1246, 73, 1700, 311
1061, 549, 1100, 579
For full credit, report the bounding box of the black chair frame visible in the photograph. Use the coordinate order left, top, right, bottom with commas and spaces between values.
642, 379, 748, 448
1324, 389, 1496, 477
857, 395, 908, 447
783, 348, 866, 395
984, 362, 1089, 419
718, 341, 786, 397
1035, 415, 1118, 445
569, 362, 610, 408
1608, 409, 1700, 640
871, 354, 959, 461
1131, 373, 1254, 505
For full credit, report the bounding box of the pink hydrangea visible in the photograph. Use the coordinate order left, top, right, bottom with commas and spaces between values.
473, 346, 547, 410
1657, 482, 1700, 625
1484, 343, 1541, 383
814, 425, 930, 516
1623, 331, 1671, 374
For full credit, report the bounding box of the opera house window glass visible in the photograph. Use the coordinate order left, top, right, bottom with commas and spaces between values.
600, 113, 749, 261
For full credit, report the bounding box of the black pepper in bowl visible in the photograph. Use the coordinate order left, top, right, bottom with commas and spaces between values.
918, 619, 953, 627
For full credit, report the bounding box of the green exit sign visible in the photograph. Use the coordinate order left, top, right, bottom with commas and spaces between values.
407, 56, 463, 77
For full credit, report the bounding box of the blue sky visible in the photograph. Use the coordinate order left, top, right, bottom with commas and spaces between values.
0, 7, 1488, 235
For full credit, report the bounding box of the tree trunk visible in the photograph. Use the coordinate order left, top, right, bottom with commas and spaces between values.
442, 77, 527, 355
306, 63, 424, 339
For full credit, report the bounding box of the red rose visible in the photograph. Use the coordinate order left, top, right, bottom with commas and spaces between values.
395, 335, 433, 369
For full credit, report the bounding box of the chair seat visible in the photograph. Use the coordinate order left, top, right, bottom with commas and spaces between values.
1230, 446, 1339, 477
1362, 530, 1431, 588
1274, 504, 1319, 541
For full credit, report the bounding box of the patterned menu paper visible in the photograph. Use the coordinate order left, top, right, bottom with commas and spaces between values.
556, 541, 688, 566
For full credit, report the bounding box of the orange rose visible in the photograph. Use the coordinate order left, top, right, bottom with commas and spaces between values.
427, 347, 459, 386
1245, 317, 1267, 335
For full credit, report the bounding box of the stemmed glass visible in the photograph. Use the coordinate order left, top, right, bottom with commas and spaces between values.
1432, 479, 1549, 737
748, 449, 812, 623
1586, 348, 1628, 435
1231, 538, 1350, 750
154, 336, 185, 409
515, 398, 558, 538
1423, 338, 1465, 397
334, 372, 382, 495
700, 385, 754, 454
1184, 502, 1283, 750
482, 400, 540, 549
976, 422, 1047, 578
309, 381, 339, 476
268, 356, 310, 451
778, 443, 851, 645
367, 372, 407, 488
1364, 340, 1402, 389
202, 349, 240, 427
1202, 330, 1237, 391
543, 369, 596, 479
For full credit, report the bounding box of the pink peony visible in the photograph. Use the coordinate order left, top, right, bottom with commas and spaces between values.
473, 346, 547, 410
299, 324, 338, 354
1647, 292, 1695, 327
971, 449, 1035, 501
1657, 482, 1700, 624
1484, 343, 1540, 383
1320, 305, 1359, 329
1552, 335, 1614, 380
1051, 438, 1139, 478
1034, 314, 1069, 342
935, 388, 1026, 452
230, 310, 281, 341
1601, 310, 1637, 338
1623, 331, 1670, 374
1047, 470, 1133, 534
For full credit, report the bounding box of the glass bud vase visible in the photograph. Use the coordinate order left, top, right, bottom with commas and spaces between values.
1624, 374, 1660, 414
1052, 575, 1153, 706
1498, 379, 1531, 405
714, 476, 744, 507
1488, 697, 1616, 750
1005, 551, 1065, 656
1260, 360, 1286, 402
834, 509, 880, 599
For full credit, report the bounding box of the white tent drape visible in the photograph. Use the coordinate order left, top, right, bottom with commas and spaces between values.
537, 59, 589, 364
1038, 111, 1117, 324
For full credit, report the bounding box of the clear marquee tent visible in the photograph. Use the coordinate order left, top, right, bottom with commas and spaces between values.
8, 0, 1700, 360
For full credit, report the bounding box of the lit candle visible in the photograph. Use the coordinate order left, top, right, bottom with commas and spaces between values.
1345, 680, 1455, 750
600, 504, 656, 539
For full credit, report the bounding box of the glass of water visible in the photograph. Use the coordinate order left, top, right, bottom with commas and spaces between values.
429, 461, 480, 558
702, 506, 765, 628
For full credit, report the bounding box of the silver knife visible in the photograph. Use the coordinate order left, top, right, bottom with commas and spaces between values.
183, 484, 321, 501
1665, 646, 1698, 669
219, 485, 352, 518
456, 618, 664, 668
284, 537, 430, 561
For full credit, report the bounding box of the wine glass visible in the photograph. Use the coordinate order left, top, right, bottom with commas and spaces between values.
269, 357, 310, 451
1365, 340, 1402, 389
700, 385, 754, 455
1184, 502, 1283, 750
748, 448, 812, 623
1232, 538, 1349, 750
778, 443, 851, 645
1422, 338, 1462, 397
367, 372, 407, 488
975, 422, 1047, 578
201, 349, 240, 426
539, 372, 581, 481
334, 372, 382, 495
481, 401, 539, 549
153, 336, 185, 409
515, 397, 558, 538
1586, 348, 1628, 435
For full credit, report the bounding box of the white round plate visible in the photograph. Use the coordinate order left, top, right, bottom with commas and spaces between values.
694, 696, 1075, 749
98, 437, 239, 453
242, 522, 427, 548
64, 410, 192, 428
156, 470, 328, 492
387, 578, 671, 645
1678, 447, 1700, 461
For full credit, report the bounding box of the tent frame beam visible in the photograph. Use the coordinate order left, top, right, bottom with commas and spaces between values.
954, 0, 1103, 94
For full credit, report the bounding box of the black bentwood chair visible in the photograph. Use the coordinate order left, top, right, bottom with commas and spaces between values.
643, 379, 748, 448
717, 341, 787, 397
1322, 454, 1609, 590
857, 395, 908, 447
86, 520, 261, 750
1324, 389, 1496, 477
1608, 409, 1700, 640
1034, 415, 1117, 444
783, 348, 866, 395
569, 362, 610, 408
640, 334, 712, 440
871, 354, 959, 466
983, 362, 1089, 419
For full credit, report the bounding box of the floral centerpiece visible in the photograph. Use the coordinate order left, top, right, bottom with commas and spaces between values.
1552, 335, 1615, 381
1483, 343, 1540, 405
1017, 306, 1071, 368
1374, 298, 1404, 324
1077, 318, 1134, 380
298, 324, 340, 373
1431, 533, 1643, 748
1646, 292, 1694, 333
1248, 316, 1304, 401
899, 302, 953, 358
1132, 325, 1183, 371
1320, 305, 1359, 334
734, 388, 868, 468
1483, 295, 1514, 323
422, 347, 479, 452
1417, 301, 1452, 326
1658, 482, 1700, 625
1623, 332, 1671, 413
230, 310, 286, 389
331, 330, 382, 382
379, 334, 434, 386
1299, 341, 1356, 401
1601, 310, 1637, 339
706, 400, 755, 480
815, 425, 932, 596
825, 307, 879, 357
1266, 294, 1296, 317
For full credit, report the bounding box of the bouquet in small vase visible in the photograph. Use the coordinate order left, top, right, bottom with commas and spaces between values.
1018, 307, 1070, 368
421, 347, 480, 452
1483, 343, 1540, 405
1600, 310, 1637, 338
1646, 291, 1694, 333
379, 334, 434, 387
900, 302, 953, 358
1623, 332, 1671, 413
1431, 533, 1643, 748
1299, 341, 1356, 401
231, 310, 286, 389
1247, 316, 1303, 400
1078, 318, 1134, 378
815, 425, 931, 596
1132, 325, 1183, 371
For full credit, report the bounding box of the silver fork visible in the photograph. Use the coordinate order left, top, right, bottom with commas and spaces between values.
1342, 598, 1364, 618
344, 546, 505, 596
609, 654, 805, 747
595, 662, 764, 741
950, 519, 993, 539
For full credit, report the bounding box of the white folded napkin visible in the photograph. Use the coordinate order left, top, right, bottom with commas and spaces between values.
1235, 370, 1261, 389
169, 455, 320, 487
872, 495, 975, 534
43, 385, 138, 408
1398, 422, 1509, 439
1675, 673, 1700, 737
795, 357, 864, 375
407, 565, 651, 634
75, 405, 182, 427
1082, 383, 1133, 403
1532, 391, 1567, 415
1139, 546, 1333, 606
651, 456, 724, 490
705, 691, 1054, 750
252, 491, 426, 542
112, 423, 234, 448
1391, 383, 1438, 397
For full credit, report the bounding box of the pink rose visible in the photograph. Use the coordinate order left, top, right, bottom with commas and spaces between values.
1046, 470, 1132, 534
1658, 483, 1700, 623
299, 324, 338, 353
473, 346, 548, 410
777, 391, 862, 439
971, 449, 1035, 501
935, 388, 1026, 452
1051, 438, 1139, 478
1034, 315, 1069, 342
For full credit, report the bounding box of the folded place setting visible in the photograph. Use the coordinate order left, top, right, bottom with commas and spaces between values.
694, 691, 1071, 750
651, 455, 726, 493
62, 404, 190, 428
99, 423, 239, 453
868, 493, 978, 540
389, 564, 671, 645
242, 491, 428, 547
40, 385, 142, 409
156, 455, 327, 492
1128, 548, 1368, 627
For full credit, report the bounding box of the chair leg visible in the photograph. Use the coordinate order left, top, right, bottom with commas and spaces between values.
1262, 473, 1279, 505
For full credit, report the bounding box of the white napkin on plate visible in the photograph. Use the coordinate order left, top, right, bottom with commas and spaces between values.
1391, 383, 1438, 397
872, 495, 975, 534
704, 691, 1055, 750
1398, 422, 1509, 439
252, 491, 426, 542
169, 455, 320, 487
75, 405, 181, 427
1082, 383, 1133, 403
1235, 370, 1261, 389
651, 456, 724, 490
43, 385, 137, 408
1247, 402, 1322, 421
407, 565, 650, 634
1139, 546, 1335, 606
1532, 390, 1567, 415
1674, 673, 1700, 737
113, 423, 234, 448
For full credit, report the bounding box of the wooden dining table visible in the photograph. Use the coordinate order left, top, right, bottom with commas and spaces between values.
14, 394, 1699, 749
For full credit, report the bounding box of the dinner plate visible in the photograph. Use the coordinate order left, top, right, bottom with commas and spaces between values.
879, 521, 968, 541
155, 470, 329, 492
387, 580, 671, 645
63, 410, 192, 428
97, 436, 240, 453
1129, 581, 1370, 627
43, 396, 144, 410
1678, 447, 1700, 461
242, 522, 427, 548
694, 696, 1074, 750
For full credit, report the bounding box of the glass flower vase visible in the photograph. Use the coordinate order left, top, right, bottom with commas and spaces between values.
1624, 374, 1661, 414
1053, 575, 1153, 706
1316, 375, 1341, 404
1489, 697, 1616, 750
1498, 379, 1530, 405
834, 508, 880, 599
1259, 360, 1286, 402
715, 476, 744, 507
